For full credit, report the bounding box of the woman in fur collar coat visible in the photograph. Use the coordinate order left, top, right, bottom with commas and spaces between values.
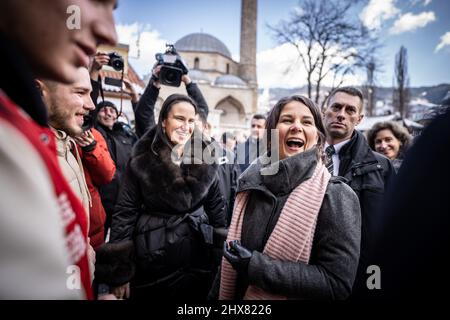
213, 95, 361, 300
109, 94, 226, 300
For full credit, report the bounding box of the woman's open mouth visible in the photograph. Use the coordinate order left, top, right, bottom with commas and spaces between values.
286, 138, 305, 151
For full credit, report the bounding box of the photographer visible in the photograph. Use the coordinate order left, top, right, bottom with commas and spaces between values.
88, 52, 138, 235
135, 61, 239, 227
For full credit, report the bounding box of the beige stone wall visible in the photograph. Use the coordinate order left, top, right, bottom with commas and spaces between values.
180, 51, 239, 76
156, 83, 257, 133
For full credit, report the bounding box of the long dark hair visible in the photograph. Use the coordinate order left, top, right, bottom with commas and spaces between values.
265, 95, 326, 159
151, 94, 198, 155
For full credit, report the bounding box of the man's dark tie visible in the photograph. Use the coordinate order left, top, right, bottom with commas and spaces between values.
325, 145, 335, 175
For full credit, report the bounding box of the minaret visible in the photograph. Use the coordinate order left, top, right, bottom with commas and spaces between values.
239, 0, 257, 88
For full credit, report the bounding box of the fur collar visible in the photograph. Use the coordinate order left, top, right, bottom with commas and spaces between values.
130, 126, 218, 213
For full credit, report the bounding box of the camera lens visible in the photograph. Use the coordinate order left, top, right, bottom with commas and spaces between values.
165, 70, 177, 83
112, 58, 124, 71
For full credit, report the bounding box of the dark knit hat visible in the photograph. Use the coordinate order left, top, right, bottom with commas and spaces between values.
97, 100, 119, 117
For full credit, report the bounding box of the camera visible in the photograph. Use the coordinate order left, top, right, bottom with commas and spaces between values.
154, 44, 188, 87
108, 52, 124, 71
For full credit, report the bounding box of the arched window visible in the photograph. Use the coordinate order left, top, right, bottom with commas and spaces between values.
194, 57, 200, 69
226, 63, 230, 74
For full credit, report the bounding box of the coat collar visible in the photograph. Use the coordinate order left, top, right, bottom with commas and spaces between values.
238, 148, 319, 196
130, 126, 219, 213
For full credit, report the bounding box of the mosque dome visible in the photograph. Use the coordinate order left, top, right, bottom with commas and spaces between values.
175, 33, 232, 59
214, 74, 247, 86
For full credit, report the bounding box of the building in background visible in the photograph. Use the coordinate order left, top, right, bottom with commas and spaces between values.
155, 0, 259, 137
96, 43, 145, 125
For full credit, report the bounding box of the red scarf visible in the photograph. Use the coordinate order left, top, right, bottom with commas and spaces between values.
0, 91, 92, 299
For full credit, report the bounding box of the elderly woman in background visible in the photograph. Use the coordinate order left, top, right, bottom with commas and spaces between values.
367, 121, 412, 171
210, 95, 361, 300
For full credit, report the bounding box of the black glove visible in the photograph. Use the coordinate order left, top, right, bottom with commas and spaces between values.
81, 139, 97, 152
223, 240, 252, 274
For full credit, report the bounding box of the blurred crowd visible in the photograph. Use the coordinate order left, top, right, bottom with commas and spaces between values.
1, 0, 449, 301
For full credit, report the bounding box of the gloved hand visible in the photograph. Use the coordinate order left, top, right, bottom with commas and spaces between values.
223, 240, 252, 274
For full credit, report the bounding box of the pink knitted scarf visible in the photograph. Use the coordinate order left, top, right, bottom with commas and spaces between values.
219, 163, 331, 300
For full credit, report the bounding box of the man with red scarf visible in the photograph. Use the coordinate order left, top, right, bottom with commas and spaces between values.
0, 0, 117, 299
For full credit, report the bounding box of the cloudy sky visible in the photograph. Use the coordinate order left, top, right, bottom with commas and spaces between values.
114, 0, 450, 88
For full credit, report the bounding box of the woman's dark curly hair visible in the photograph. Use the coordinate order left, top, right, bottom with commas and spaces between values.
366, 121, 412, 156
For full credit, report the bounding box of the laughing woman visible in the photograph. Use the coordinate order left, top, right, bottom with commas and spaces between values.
214, 95, 361, 300
109, 94, 226, 300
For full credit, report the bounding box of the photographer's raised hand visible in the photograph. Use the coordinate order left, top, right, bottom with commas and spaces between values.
123, 78, 139, 103
151, 64, 162, 88
90, 52, 110, 80
182, 74, 192, 86
223, 240, 252, 274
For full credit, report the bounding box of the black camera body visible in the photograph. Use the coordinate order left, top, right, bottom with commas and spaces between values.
108, 52, 124, 71
155, 44, 188, 87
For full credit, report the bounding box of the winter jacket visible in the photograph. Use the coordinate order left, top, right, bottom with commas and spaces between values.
212, 148, 361, 300
96, 122, 137, 230
236, 137, 267, 173
215, 145, 241, 226
134, 80, 240, 225
78, 128, 116, 249
366, 108, 450, 300
53, 128, 91, 217
336, 130, 395, 295
0, 33, 89, 299
110, 127, 227, 299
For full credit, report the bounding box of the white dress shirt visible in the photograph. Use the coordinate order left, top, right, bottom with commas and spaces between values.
324, 139, 351, 176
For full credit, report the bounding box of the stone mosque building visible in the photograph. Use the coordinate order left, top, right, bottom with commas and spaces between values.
97, 0, 258, 137
155, 0, 258, 136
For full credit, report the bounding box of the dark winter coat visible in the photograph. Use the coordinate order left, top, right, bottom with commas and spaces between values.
215, 145, 240, 226
110, 126, 226, 299
366, 108, 450, 300
236, 137, 266, 174
336, 130, 395, 295
212, 149, 361, 300
134, 80, 240, 226
96, 122, 137, 229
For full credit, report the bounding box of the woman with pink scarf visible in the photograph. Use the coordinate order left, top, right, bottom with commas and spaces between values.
211, 95, 362, 300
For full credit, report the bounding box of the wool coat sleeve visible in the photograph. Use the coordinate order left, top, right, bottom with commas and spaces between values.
186, 82, 209, 117
109, 162, 143, 242
247, 180, 362, 300
203, 177, 227, 228
134, 80, 159, 138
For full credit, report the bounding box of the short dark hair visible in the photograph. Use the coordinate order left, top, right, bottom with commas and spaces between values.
252, 114, 267, 121
265, 95, 326, 159
367, 121, 412, 155
221, 131, 236, 144
197, 110, 208, 125
326, 86, 364, 112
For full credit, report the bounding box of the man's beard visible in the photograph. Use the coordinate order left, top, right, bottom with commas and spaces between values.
49, 111, 82, 137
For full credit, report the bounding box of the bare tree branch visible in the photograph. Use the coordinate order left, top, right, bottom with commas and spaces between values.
269, 0, 379, 104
